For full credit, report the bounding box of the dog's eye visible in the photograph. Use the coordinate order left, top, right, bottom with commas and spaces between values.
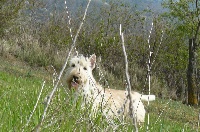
83, 67, 87, 70
71, 64, 75, 67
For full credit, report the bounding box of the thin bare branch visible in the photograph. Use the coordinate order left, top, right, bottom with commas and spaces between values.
120, 24, 138, 132
65, 1, 74, 41
22, 81, 45, 131
33, 0, 92, 131
146, 21, 154, 131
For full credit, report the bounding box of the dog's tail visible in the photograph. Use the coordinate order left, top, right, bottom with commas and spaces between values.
140, 95, 155, 101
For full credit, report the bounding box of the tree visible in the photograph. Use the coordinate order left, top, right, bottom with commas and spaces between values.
162, 0, 200, 105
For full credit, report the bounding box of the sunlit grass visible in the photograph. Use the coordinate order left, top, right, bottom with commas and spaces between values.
0, 71, 44, 131
0, 56, 199, 131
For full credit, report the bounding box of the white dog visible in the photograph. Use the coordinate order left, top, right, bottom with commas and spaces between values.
65, 54, 155, 123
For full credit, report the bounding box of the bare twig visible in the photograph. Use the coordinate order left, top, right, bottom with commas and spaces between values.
151, 30, 164, 68
147, 21, 153, 103
22, 81, 45, 131
50, 65, 69, 96
152, 99, 171, 127
33, 0, 92, 131
146, 21, 153, 131
120, 24, 138, 132
65, 1, 74, 41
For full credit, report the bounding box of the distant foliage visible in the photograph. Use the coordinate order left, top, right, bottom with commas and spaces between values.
0, 0, 24, 38
1, 0, 199, 100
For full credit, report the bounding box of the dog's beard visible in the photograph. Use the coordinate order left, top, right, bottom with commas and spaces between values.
71, 77, 79, 88
71, 81, 78, 87
68, 75, 82, 90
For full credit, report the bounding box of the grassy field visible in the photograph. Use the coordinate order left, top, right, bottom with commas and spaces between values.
0, 55, 199, 131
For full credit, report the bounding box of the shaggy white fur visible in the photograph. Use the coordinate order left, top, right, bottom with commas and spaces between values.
65, 54, 155, 123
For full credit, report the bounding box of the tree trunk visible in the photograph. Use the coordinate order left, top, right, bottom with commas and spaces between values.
187, 38, 198, 105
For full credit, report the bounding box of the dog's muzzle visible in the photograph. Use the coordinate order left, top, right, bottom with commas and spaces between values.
71, 75, 79, 88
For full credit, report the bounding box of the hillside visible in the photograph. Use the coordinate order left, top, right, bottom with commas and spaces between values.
0, 0, 200, 131
0, 53, 199, 131
26, 0, 163, 23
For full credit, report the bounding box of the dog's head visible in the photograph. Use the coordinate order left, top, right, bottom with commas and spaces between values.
65, 54, 96, 91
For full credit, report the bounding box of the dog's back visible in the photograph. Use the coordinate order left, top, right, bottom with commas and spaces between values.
99, 89, 155, 123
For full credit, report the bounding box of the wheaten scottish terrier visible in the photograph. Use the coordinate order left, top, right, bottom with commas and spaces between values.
65, 54, 155, 123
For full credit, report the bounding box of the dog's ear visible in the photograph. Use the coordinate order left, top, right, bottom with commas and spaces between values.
71, 51, 79, 57
89, 54, 96, 70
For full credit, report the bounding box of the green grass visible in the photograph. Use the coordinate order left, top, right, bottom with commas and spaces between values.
0, 72, 41, 130
0, 56, 199, 131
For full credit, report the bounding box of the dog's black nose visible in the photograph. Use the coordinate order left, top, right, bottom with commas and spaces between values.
73, 75, 79, 81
